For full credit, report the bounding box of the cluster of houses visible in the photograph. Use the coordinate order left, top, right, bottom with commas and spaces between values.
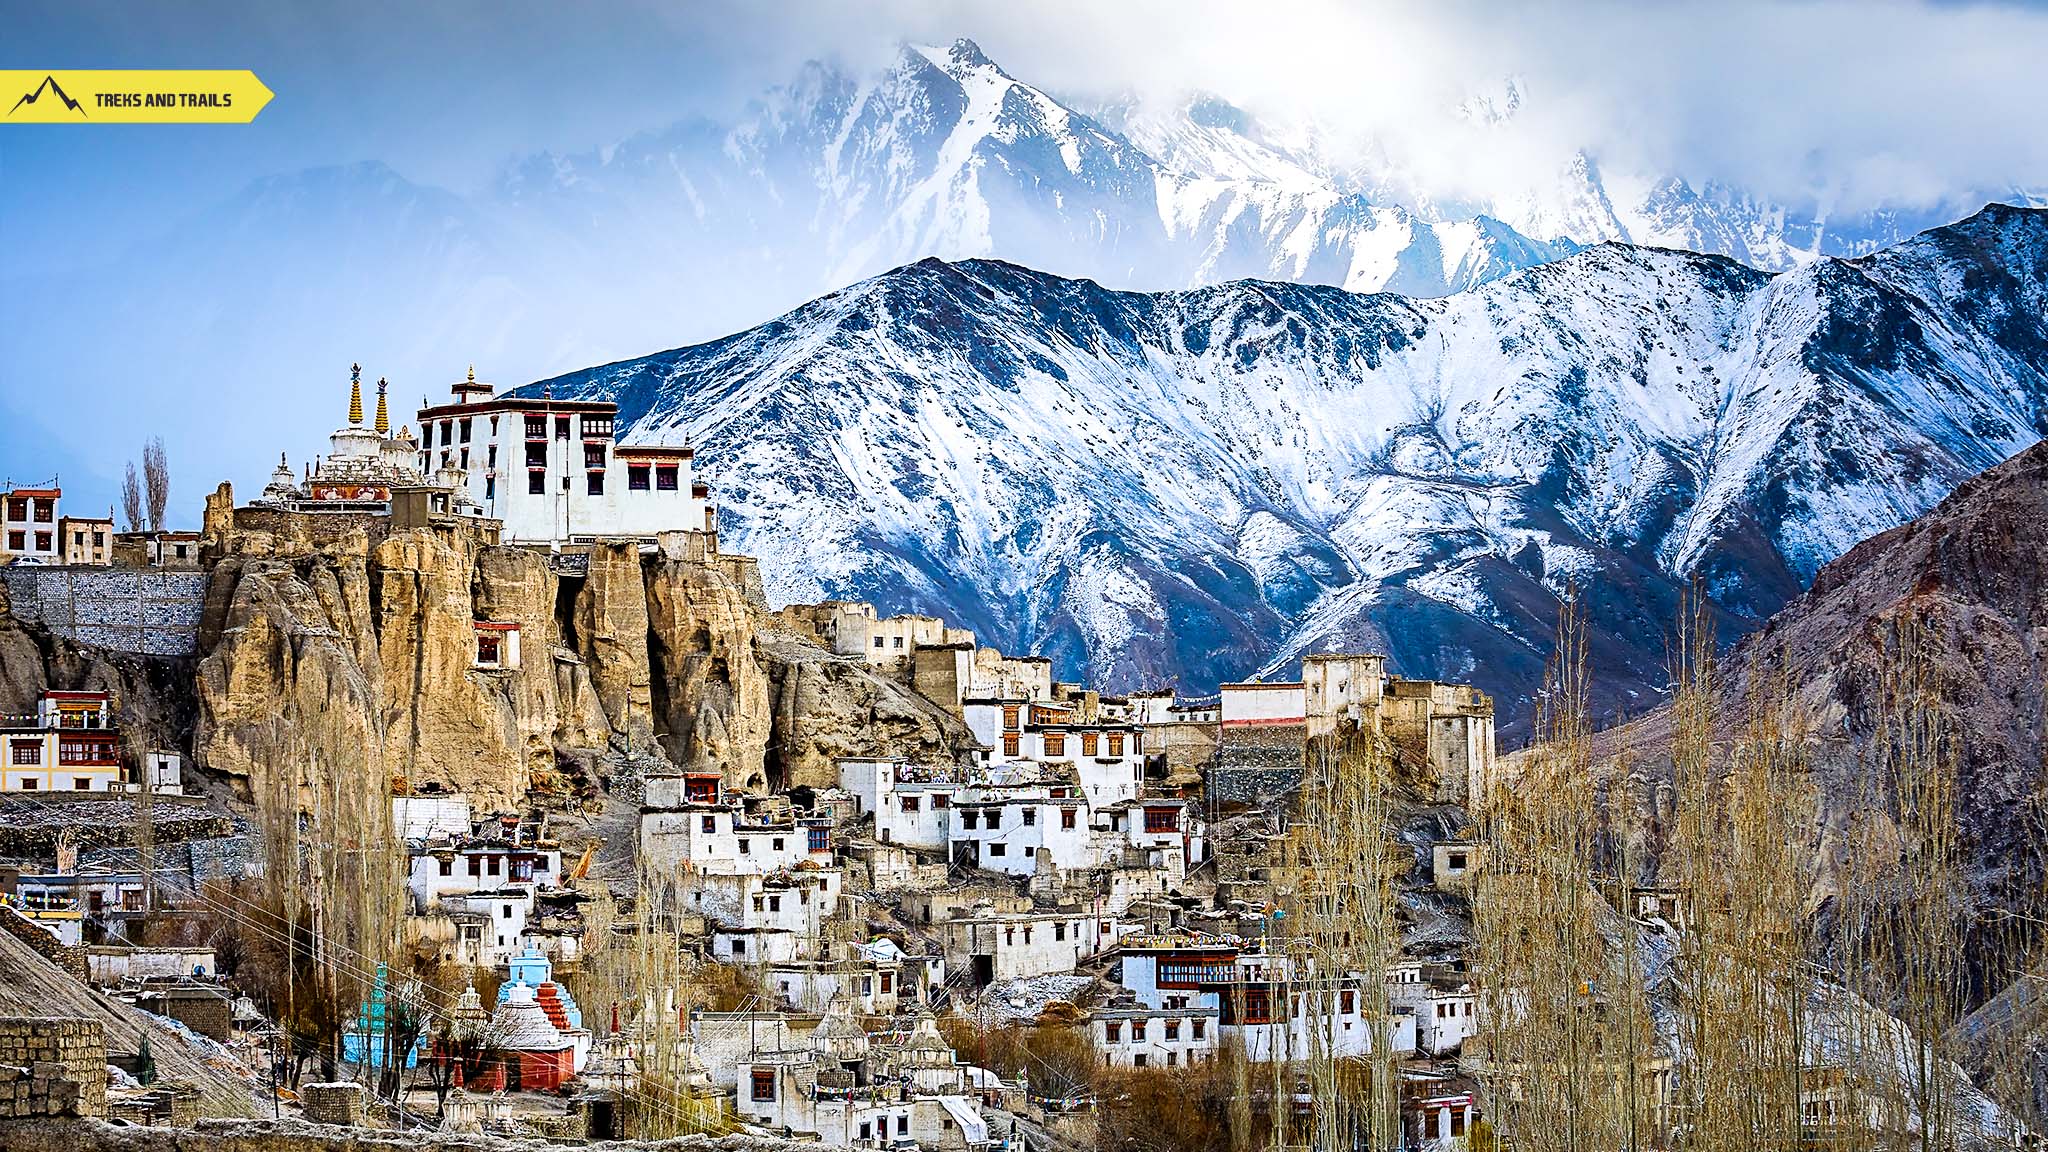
0, 482, 201, 569
4, 365, 1538, 1149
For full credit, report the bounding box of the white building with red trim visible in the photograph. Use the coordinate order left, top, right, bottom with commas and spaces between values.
415, 368, 710, 546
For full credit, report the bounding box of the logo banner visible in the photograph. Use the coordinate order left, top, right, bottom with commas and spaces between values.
2, 70, 273, 124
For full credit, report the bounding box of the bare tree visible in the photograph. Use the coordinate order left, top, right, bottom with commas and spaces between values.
143, 437, 169, 531
121, 462, 144, 532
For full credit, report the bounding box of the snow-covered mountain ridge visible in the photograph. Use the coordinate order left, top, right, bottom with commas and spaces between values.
523, 203, 2048, 739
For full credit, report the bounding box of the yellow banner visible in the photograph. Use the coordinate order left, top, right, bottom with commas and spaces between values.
1, 70, 272, 124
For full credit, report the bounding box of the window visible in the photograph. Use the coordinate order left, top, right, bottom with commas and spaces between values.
1342, 989, 1356, 1014
1132, 1021, 1147, 1040
33, 500, 52, 522
702, 815, 717, 833
1060, 808, 1076, 830
629, 464, 650, 490
1105, 1021, 1122, 1042
525, 415, 547, 439
962, 810, 978, 830
1167, 1051, 1178, 1067
892, 636, 904, 649
476, 634, 502, 666
468, 856, 482, 876
5, 532, 20, 551
10, 741, 41, 765
459, 418, 472, 443
72, 778, 90, 790
930, 794, 949, 810
656, 465, 678, 490
587, 471, 604, 496
439, 420, 454, 446
525, 441, 548, 468
1002, 706, 1020, 731
584, 443, 607, 469
768, 895, 781, 912
1054, 922, 1065, 941
772, 837, 784, 852
1044, 733, 1066, 757
753, 895, 765, 913
5, 498, 23, 519
989, 843, 1006, 857
898, 1115, 909, 1135
750, 1067, 775, 1102
1165, 1020, 1182, 1041
808, 827, 829, 852
35, 533, 50, 552
900, 795, 920, 813
1193, 1019, 1206, 1040
484, 477, 495, 501
739, 838, 750, 854
459, 447, 470, 469
985, 810, 1000, 829
19, 778, 35, 790
583, 416, 614, 438
880, 971, 892, 993
1145, 808, 1178, 834
438, 858, 452, 876
873, 636, 885, 649
488, 856, 502, 876
555, 416, 571, 440
1022, 808, 1036, 826
1108, 733, 1124, 757
528, 471, 546, 495
859, 1123, 871, 1141
1081, 732, 1098, 757
1448, 852, 1468, 871
731, 937, 746, 955
1002, 735, 1019, 757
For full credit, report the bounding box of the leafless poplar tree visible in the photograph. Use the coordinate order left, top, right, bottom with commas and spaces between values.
143, 437, 169, 531
121, 462, 144, 532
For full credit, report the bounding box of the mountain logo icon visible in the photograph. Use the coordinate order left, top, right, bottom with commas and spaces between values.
8, 75, 86, 118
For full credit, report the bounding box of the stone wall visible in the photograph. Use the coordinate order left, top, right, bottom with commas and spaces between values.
2, 569, 207, 656
1210, 721, 1307, 805
0, 1017, 107, 1119
296, 1083, 361, 1128
0, 908, 86, 978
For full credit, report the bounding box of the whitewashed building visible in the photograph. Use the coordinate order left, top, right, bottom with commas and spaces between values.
414, 369, 710, 546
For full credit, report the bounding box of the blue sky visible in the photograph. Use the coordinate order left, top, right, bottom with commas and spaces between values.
5, 0, 2047, 520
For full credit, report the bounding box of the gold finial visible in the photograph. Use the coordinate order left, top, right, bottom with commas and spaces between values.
467, 364, 476, 384
348, 363, 364, 426
374, 376, 390, 435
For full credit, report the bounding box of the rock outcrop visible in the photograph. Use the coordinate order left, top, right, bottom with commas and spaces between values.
190, 509, 980, 810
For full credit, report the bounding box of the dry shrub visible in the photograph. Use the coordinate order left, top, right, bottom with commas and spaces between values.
1092, 1062, 1233, 1152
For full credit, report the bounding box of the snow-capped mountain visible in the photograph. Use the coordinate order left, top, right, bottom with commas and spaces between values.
524, 204, 2048, 740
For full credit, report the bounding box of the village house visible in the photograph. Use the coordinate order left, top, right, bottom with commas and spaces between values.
58, 514, 113, 566
766, 938, 912, 1014
1, 483, 60, 564
1090, 1005, 1221, 1069
1, 690, 125, 793
938, 901, 1120, 987
1106, 932, 1420, 1063
413, 366, 710, 546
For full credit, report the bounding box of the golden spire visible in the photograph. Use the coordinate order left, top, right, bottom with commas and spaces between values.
374, 376, 390, 435
348, 363, 364, 426
467, 364, 476, 385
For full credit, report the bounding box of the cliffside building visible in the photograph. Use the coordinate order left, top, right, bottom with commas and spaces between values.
1, 690, 123, 792
415, 367, 710, 546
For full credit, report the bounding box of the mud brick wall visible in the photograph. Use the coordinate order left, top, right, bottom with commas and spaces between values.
0, 908, 87, 978
0, 1017, 108, 1119
2, 569, 206, 656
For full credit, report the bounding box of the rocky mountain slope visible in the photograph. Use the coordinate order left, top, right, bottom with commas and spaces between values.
526, 203, 2048, 738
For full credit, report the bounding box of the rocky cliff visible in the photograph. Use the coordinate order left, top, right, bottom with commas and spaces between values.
189, 505, 977, 815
